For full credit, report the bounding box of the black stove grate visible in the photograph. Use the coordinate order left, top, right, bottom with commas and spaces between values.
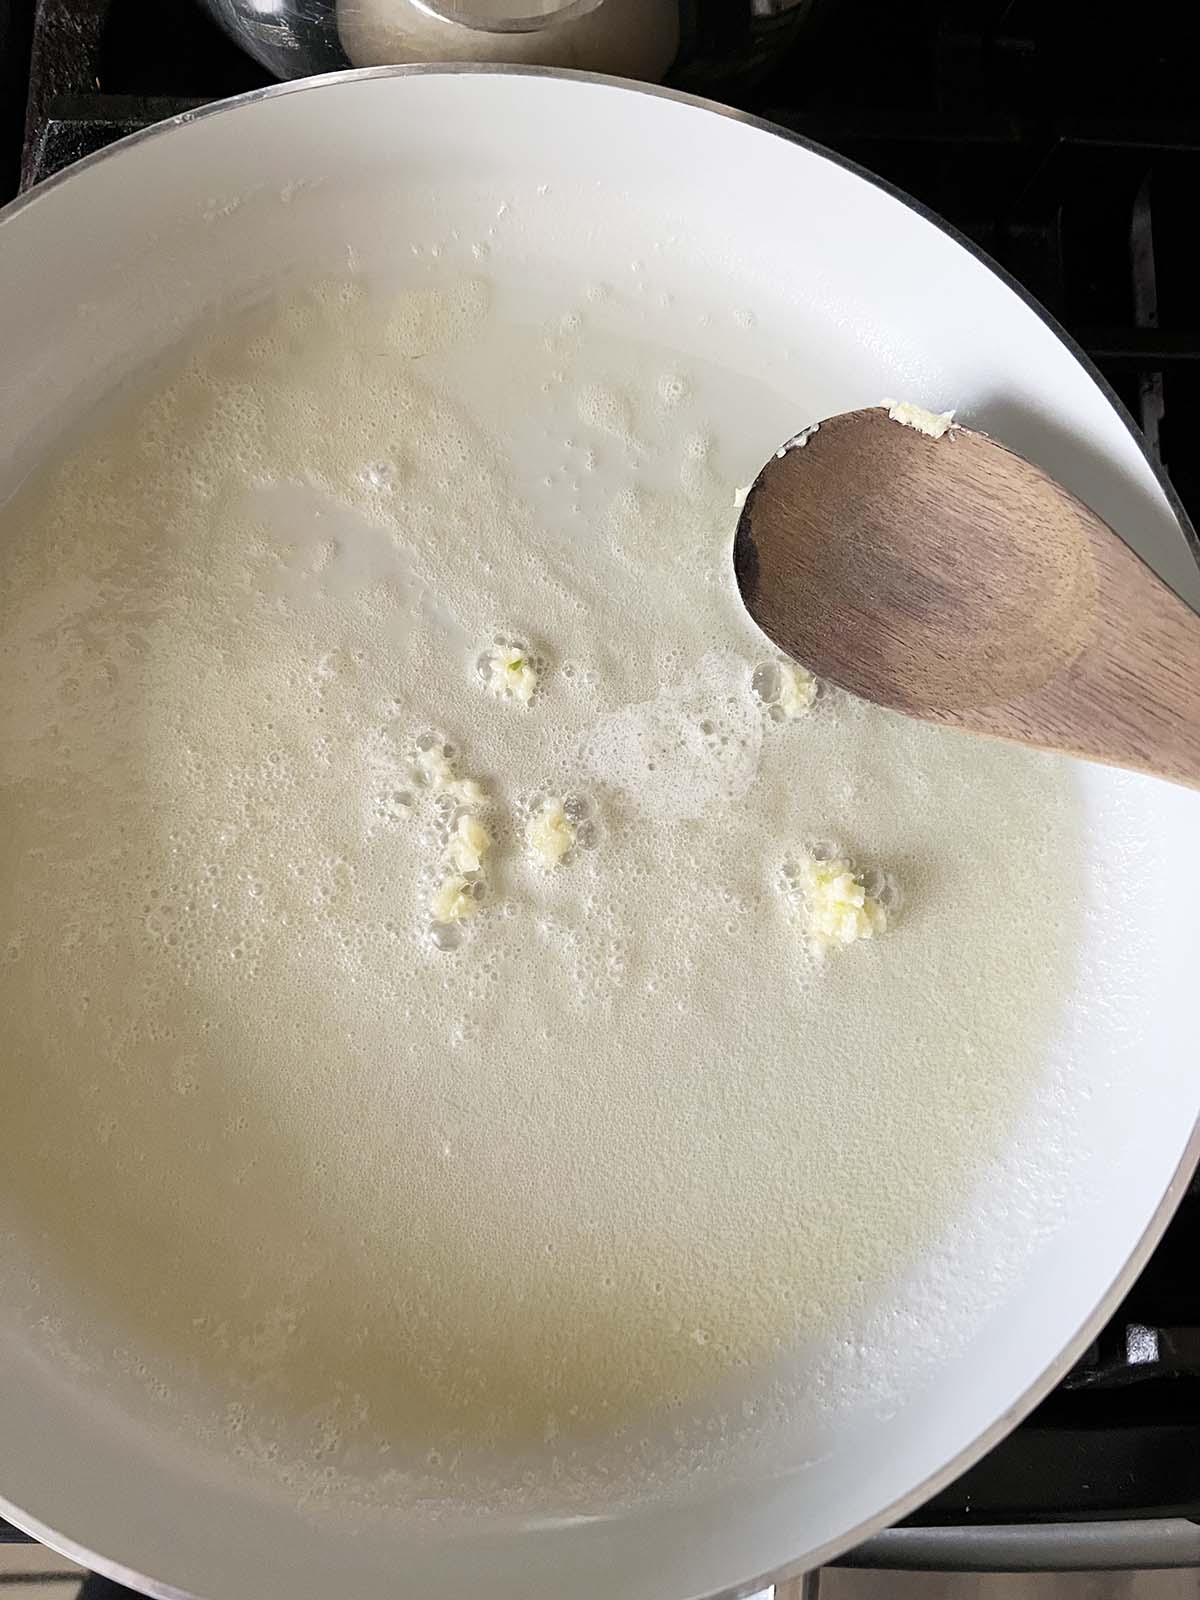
0, 0, 1198, 1550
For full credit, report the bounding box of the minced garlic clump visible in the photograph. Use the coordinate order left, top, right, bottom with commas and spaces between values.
409, 733, 494, 942
752, 658, 817, 722
484, 642, 538, 703
447, 813, 492, 874
429, 873, 481, 926
782, 851, 893, 950
526, 798, 576, 868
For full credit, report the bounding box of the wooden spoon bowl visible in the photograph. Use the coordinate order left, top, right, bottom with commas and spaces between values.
734, 407, 1200, 788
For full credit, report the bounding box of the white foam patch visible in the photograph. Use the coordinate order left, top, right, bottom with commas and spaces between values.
582, 651, 762, 821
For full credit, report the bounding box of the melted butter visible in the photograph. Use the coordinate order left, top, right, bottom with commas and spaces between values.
0, 276, 1084, 1507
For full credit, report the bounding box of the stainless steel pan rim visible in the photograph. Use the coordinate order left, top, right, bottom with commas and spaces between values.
2, 63, 1198, 1600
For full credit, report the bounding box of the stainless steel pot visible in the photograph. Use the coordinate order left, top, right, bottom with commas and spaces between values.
198, 0, 820, 87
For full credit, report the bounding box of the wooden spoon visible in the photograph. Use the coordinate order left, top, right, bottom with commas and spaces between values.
733, 406, 1200, 789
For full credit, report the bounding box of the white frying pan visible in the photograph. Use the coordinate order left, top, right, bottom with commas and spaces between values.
1, 66, 1198, 1600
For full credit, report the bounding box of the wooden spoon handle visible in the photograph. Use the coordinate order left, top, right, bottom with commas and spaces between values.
934, 511, 1200, 789
1082, 536, 1200, 789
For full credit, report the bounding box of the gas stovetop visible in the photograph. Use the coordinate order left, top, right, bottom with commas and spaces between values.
1, 0, 1198, 1577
